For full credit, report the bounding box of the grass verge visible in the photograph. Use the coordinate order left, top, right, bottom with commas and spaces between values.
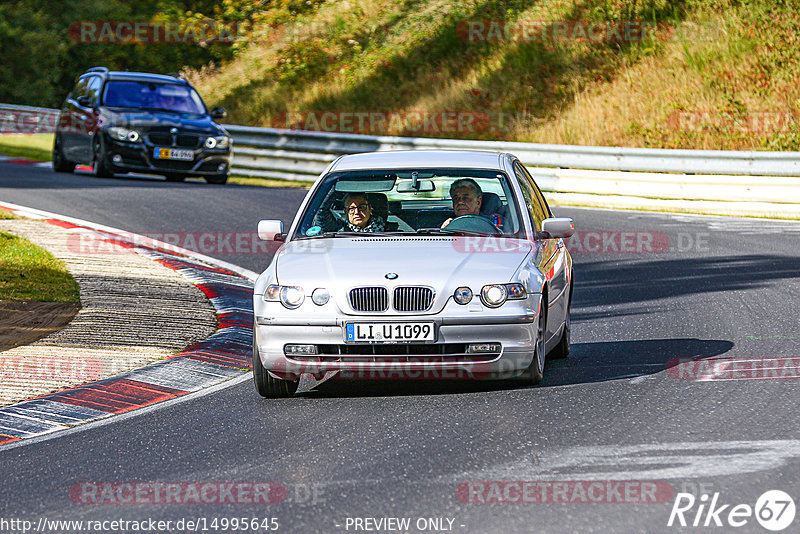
0, 231, 80, 302
0, 134, 53, 161
229, 175, 313, 188
0, 208, 19, 220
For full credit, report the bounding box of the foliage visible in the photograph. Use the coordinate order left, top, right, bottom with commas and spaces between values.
0, 0, 324, 107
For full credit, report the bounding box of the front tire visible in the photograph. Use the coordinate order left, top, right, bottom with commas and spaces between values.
513, 300, 547, 385
91, 139, 113, 178
253, 332, 299, 398
52, 135, 76, 173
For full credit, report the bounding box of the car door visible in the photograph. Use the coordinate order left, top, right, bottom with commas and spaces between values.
61, 76, 89, 161
513, 161, 566, 343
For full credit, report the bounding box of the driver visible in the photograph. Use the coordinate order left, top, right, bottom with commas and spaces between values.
441, 178, 502, 230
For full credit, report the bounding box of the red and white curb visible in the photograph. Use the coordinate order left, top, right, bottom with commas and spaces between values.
0, 155, 51, 168
0, 201, 259, 448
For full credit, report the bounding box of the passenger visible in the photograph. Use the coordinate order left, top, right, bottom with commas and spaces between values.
342, 193, 385, 232
315, 192, 386, 232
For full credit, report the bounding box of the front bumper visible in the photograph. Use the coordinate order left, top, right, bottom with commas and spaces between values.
102, 135, 231, 177
254, 295, 541, 381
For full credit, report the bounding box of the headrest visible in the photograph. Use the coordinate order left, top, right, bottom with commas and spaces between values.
480, 192, 503, 215
365, 192, 389, 218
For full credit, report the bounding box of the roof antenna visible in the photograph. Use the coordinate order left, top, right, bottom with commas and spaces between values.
411, 171, 419, 190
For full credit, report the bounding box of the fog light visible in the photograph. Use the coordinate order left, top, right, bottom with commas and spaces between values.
453, 286, 473, 305
311, 288, 330, 306
466, 343, 501, 354
284, 344, 318, 355
217, 163, 227, 172
112, 155, 122, 164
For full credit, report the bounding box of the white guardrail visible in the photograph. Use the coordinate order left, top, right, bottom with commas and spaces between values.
3, 103, 799, 218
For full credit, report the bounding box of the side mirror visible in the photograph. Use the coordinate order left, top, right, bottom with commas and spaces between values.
258, 220, 284, 241
540, 218, 575, 239
210, 107, 227, 119
76, 96, 92, 108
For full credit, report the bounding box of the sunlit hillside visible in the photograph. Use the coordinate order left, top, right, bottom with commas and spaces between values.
180, 0, 798, 150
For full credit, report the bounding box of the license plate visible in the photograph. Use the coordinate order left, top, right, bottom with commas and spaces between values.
345, 322, 435, 343
154, 147, 194, 161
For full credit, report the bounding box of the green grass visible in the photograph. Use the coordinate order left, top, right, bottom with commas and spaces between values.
229, 175, 313, 188
185, 0, 800, 151
0, 134, 53, 161
0, 208, 19, 220
0, 232, 80, 302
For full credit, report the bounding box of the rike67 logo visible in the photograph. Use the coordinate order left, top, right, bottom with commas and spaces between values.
668, 490, 796, 531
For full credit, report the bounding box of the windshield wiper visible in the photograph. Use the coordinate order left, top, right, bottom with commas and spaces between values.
416, 227, 495, 237
139, 107, 184, 114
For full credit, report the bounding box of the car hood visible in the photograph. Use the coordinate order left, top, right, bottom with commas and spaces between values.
100, 108, 224, 134
275, 236, 533, 314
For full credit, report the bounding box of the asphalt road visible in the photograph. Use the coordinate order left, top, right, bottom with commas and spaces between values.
2, 163, 800, 533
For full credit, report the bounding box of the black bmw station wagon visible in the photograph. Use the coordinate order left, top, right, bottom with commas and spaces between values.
53, 67, 231, 184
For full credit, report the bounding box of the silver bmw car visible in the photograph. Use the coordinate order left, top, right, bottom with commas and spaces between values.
252, 150, 574, 397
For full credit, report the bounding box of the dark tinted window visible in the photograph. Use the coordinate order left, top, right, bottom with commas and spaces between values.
102, 81, 206, 114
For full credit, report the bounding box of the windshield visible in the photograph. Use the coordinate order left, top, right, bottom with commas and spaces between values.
293, 168, 525, 239
102, 81, 207, 114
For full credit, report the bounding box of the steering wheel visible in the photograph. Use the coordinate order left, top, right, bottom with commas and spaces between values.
444, 214, 501, 235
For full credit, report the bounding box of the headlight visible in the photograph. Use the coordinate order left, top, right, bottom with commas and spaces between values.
205, 136, 230, 149
280, 286, 304, 309
453, 286, 473, 305
311, 288, 330, 306
480, 283, 527, 308
107, 127, 140, 142
480, 284, 507, 308
263, 284, 305, 309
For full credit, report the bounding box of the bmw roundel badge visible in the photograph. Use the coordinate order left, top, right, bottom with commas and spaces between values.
385, 273, 398, 280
